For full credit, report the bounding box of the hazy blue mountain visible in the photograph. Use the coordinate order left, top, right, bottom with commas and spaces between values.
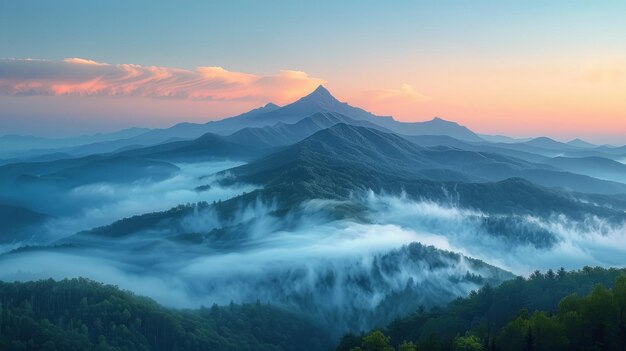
99, 112, 391, 162
226, 111, 392, 148
544, 156, 626, 184
48, 123, 625, 254
0, 137, 191, 165
242, 86, 385, 126
230, 124, 626, 195
377, 116, 483, 142
9, 111, 389, 165
479, 134, 533, 143
405, 136, 626, 193
255, 86, 483, 142
228, 124, 626, 219
0, 127, 151, 157
592, 144, 626, 155
403, 134, 551, 163
0, 155, 180, 223
523, 136, 580, 151
567, 138, 597, 148
478, 137, 625, 163
478, 137, 623, 163
0, 204, 51, 244
125, 85, 386, 140
105, 85, 483, 144
512, 169, 626, 194
116, 132, 268, 162
0, 104, 283, 163
473, 139, 581, 158
0, 155, 179, 189
5, 87, 620, 174
236, 123, 538, 181
136, 102, 281, 141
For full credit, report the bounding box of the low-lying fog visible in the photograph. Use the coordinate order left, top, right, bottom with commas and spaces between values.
3, 161, 255, 247
1, 165, 625, 333
0, 196, 504, 332
360, 192, 626, 274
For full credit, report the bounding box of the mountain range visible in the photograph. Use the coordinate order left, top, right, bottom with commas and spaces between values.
1, 85, 626, 347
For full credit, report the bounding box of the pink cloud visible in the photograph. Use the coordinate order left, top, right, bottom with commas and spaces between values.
0, 58, 325, 104
63, 58, 109, 66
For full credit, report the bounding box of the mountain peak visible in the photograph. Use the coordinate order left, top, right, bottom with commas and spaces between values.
301, 85, 339, 103
530, 136, 557, 143
312, 84, 331, 95
429, 117, 457, 125
567, 138, 596, 148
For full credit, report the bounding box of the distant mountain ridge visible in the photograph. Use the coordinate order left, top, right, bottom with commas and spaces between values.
567, 138, 597, 148
0, 127, 151, 157
126, 85, 484, 143
9, 85, 626, 165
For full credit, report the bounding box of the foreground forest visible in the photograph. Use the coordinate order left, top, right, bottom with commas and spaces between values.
337, 266, 626, 351
0, 278, 332, 351
1, 267, 625, 350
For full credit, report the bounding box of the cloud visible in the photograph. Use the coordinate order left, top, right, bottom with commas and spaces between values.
3, 187, 623, 334
1, 160, 256, 248
0, 58, 325, 104
360, 192, 626, 275
63, 58, 109, 66
0, 195, 503, 333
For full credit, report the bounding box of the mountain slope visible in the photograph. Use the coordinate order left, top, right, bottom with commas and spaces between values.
567, 138, 597, 148
226, 111, 392, 148
109, 112, 392, 161
0, 127, 151, 157
116, 132, 267, 162
0, 204, 51, 244
546, 156, 626, 184
235, 86, 391, 128
0, 155, 179, 190
377, 117, 483, 142
134, 102, 281, 141
336, 267, 626, 351
249, 86, 483, 141
231, 123, 540, 184
403, 134, 551, 163
231, 124, 626, 196
228, 124, 626, 219
523, 137, 578, 151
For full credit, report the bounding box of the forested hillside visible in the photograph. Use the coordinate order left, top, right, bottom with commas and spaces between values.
336, 267, 626, 351
0, 278, 332, 351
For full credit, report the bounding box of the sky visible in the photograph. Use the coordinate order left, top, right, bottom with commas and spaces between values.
1, 0, 625, 143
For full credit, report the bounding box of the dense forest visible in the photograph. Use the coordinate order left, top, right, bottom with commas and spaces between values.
0, 278, 332, 351
336, 266, 626, 351
2, 267, 626, 350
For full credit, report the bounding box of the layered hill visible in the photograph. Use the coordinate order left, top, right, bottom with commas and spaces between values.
229, 124, 626, 204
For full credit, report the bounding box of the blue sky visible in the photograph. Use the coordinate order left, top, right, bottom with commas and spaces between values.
1, 1, 625, 142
